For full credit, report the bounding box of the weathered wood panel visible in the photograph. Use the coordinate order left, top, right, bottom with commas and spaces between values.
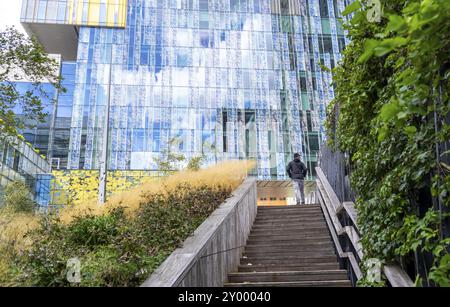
141, 178, 257, 287
383, 264, 415, 287
342, 202, 358, 227
316, 167, 414, 287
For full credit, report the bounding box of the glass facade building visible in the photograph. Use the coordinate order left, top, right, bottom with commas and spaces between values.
11, 82, 57, 157
0, 138, 51, 201
51, 62, 76, 169
22, 0, 350, 180
8, 63, 76, 169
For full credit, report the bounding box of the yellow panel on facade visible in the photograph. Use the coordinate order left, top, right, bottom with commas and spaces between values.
107, 3, 117, 27
22, 0, 127, 28
65, 0, 127, 27
67, 0, 74, 24
75, 0, 84, 25
87, 2, 99, 26
119, 1, 128, 27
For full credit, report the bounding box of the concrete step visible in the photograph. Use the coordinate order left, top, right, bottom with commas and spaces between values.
243, 249, 336, 257
244, 241, 334, 250
225, 203, 351, 287
224, 280, 352, 287
253, 220, 326, 226
256, 211, 323, 217
254, 222, 325, 228
257, 208, 322, 213
257, 212, 324, 217
254, 214, 325, 221
248, 233, 330, 240
228, 270, 348, 283
258, 205, 321, 210
257, 210, 323, 215
257, 209, 322, 215
257, 206, 322, 211
242, 251, 336, 260
249, 227, 329, 235
245, 248, 335, 256
239, 256, 339, 266
238, 262, 340, 272
246, 238, 332, 247
247, 234, 331, 242
251, 222, 327, 230
250, 229, 329, 235
253, 222, 326, 227
258, 207, 322, 212
246, 241, 332, 248
254, 216, 325, 222
251, 229, 329, 234
251, 224, 328, 230
254, 220, 326, 225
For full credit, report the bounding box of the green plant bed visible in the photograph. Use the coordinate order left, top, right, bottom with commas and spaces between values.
15, 183, 232, 287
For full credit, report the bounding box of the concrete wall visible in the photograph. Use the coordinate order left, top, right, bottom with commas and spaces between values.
141, 178, 257, 287
257, 180, 317, 206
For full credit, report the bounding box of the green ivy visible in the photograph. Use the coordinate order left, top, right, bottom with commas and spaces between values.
328, 0, 449, 286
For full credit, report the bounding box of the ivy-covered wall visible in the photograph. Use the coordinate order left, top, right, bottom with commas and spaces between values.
328, 0, 449, 286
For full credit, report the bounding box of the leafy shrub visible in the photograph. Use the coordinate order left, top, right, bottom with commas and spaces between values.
67, 212, 122, 248
187, 155, 205, 171
135, 184, 231, 250
18, 183, 232, 287
19, 216, 73, 286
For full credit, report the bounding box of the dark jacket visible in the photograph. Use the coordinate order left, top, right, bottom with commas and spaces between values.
287, 160, 308, 180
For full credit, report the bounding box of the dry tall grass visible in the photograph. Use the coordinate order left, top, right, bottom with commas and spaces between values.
0, 208, 40, 286
59, 160, 255, 223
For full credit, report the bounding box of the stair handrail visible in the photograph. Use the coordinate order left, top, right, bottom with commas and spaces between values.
315, 167, 414, 287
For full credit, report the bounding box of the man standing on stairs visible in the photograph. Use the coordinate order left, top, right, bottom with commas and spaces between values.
287, 153, 308, 205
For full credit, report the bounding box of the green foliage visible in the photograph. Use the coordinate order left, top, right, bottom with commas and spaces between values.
0, 27, 63, 139
187, 155, 205, 171
154, 137, 186, 175
17, 184, 231, 287
1, 181, 36, 213
356, 277, 386, 287
66, 213, 121, 248
429, 254, 450, 287
342, 0, 363, 16
328, 0, 450, 286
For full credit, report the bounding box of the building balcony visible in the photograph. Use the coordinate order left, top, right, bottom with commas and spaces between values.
20, 0, 127, 60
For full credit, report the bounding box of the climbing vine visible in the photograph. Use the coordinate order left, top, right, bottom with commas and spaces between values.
327, 0, 449, 286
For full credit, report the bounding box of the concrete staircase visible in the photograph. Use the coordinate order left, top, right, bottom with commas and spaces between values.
225, 205, 351, 287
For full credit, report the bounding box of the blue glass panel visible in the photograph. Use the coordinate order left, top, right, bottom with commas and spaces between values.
65, 0, 347, 178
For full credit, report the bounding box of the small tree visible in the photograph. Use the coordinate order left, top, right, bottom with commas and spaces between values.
186, 155, 205, 171
0, 27, 63, 139
154, 137, 185, 175
2, 181, 36, 213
